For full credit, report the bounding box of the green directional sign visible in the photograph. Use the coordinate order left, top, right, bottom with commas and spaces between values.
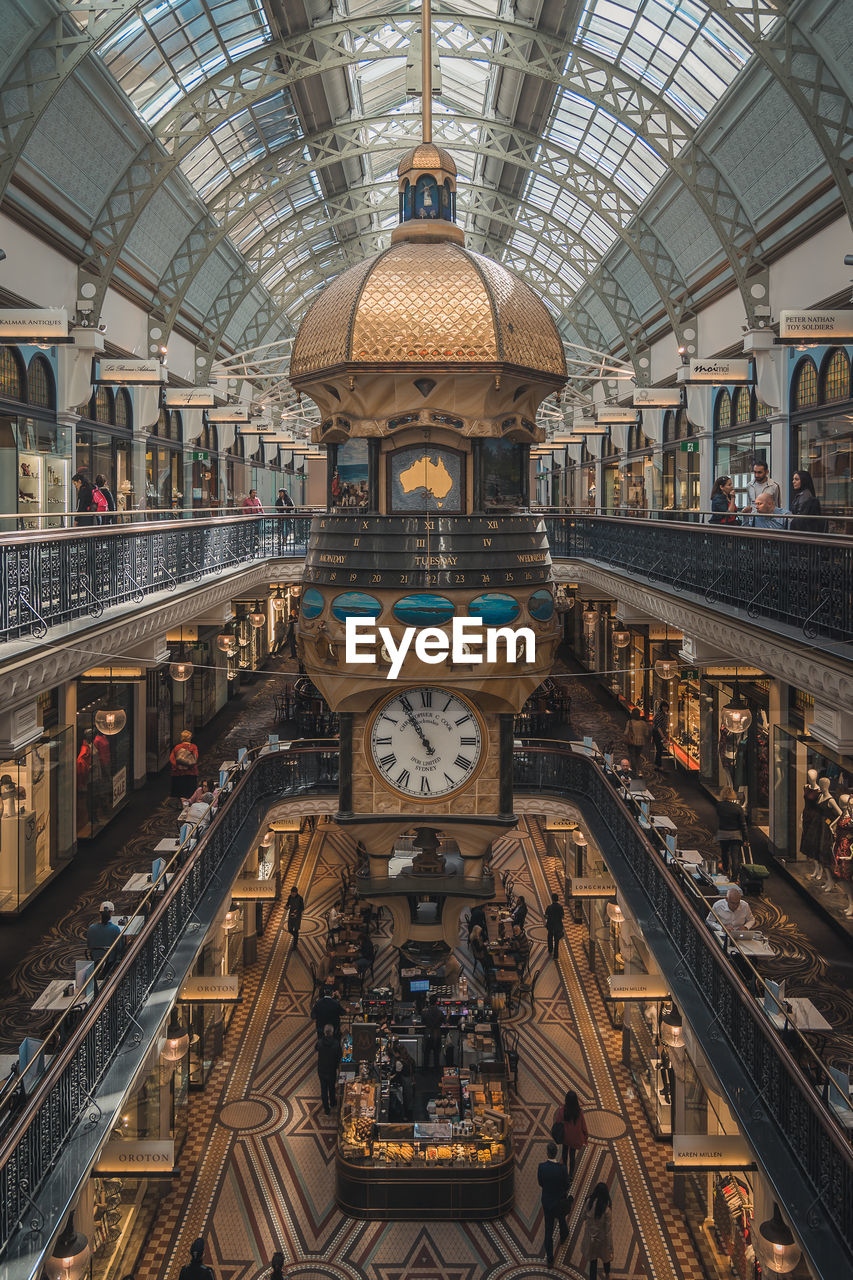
192, 451, 209, 461
680, 441, 699, 453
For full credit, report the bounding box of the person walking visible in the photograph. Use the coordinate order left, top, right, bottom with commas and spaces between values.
311, 984, 344, 1036
583, 1183, 613, 1279
316, 1023, 342, 1114
286, 885, 305, 948
169, 730, 199, 799
178, 1238, 215, 1280
242, 488, 263, 513
708, 475, 740, 524
538, 1140, 572, 1269
554, 1089, 589, 1179
651, 701, 669, 769
95, 473, 116, 524
714, 787, 749, 880
421, 993, 444, 1070
71, 472, 98, 526
545, 892, 565, 959
625, 708, 651, 775
789, 470, 827, 532
267, 1252, 285, 1280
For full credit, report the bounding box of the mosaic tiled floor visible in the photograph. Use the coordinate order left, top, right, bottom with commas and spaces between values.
141, 818, 706, 1280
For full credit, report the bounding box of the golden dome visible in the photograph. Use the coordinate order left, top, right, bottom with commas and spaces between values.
289, 240, 566, 383
397, 142, 457, 180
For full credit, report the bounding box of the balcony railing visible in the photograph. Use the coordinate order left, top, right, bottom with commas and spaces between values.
0, 744, 337, 1263
543, 514, 853, 644
515, 743, 853, 1276
0, 514, 313, 641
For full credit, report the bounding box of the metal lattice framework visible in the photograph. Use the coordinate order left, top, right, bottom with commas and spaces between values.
0, 0, 850, 406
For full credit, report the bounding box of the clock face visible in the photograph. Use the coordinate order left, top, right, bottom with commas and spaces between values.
368, 687, 484, 800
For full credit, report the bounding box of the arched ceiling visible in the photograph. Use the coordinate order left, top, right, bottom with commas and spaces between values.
1, 0, 851, 407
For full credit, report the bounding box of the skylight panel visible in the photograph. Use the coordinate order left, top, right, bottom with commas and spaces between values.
97, 0, 271, 125
180, 90, 301, 199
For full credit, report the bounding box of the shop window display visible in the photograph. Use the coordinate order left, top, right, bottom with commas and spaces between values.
0, 728, 73, 912
773, 727, 853, 914
76, 683, 133, 839
714, 428, 771, 510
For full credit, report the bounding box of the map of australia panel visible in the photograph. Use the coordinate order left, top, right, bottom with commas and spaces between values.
390, 446, 463, 513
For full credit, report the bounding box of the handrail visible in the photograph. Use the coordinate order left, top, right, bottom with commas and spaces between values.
0, 741, 338, 1255
513, 742, 853, 1270
541, 513, 853, 643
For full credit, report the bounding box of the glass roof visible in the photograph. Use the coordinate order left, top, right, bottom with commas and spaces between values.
86, 0, 786, 370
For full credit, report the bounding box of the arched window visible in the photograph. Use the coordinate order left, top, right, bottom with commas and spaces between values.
716, 389, 732, 430
0, 347, 25, 401
153, 408, 167, 438
115, 388, 132, 429
794, 358, 818, 409
662, 410, 675, 443
27, 355, 54, 408
754, 399, 770, 419
200, 423, 217, 453
91, 385, 115, 424
172, 411, 183, 443
733, 386, 752, 425
821, 348, 851, 403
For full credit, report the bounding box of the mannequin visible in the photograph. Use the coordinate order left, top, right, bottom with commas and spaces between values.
802, 768, 825, 879
831, 794, 853, 916
815, 777, 842, 890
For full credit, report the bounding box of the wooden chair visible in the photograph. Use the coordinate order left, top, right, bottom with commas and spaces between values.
511, 966, 541, 1015
503, 1027, 520, 1093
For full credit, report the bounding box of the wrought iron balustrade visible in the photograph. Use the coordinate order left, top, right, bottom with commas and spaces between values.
0, 744, 337, 1257
543, 515, 853, 644
0, 515, 312, 641
514, 744, 853, 1273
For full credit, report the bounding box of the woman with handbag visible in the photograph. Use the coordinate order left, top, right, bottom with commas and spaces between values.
169, 730, 199, 799
583, 1183, 613, 1279
553, 1089, 589, 1179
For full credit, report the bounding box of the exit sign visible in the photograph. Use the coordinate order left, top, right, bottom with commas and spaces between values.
192, 451, 209, 461
680, 441, 699, 453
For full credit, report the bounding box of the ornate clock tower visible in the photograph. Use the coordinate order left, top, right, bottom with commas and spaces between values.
289, 100, 566, 934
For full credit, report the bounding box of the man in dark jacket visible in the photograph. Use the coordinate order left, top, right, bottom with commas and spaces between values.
538, 1140, 572, 1268
545, 892, 565, 959
420, 993, 444, 1069
316, 1023, 342, 1114
312, 985, 344, 1036
286, 886, 304, 948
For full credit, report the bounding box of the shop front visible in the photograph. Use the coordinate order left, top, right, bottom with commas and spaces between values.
179, 902, 244, 1090
789, 346, 852, 521
76, 386, 133, 510
0, 346, 72, 530
712, 389, 772, 510
76, 676, 136, 840
662, 409, 700, 515
0, 689, 74, 913
145, 409, 183, 512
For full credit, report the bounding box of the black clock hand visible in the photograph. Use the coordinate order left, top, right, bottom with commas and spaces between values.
403, 706, 435, 755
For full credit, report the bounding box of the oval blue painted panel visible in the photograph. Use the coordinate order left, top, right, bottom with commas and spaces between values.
301, 587, 325, 620
393, 594, 455, 626
468, 593, 520, 624
331, 591, 382, 622
528, 589, 554, 621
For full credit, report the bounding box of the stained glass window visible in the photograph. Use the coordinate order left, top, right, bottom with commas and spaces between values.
115, 389, 132, 429
0, 347, 25, 401
754, 400, 770, 419
794, 359, 818, 409
821, 348, 851, 403
92, 386, 115, 424
716, 390, 731, 430
27, 356, 53, 408
733, 386, 751, 425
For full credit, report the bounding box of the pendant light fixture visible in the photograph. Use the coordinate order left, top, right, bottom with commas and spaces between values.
660, 1002, 684, 1048
654, 624, 679, 682
272, 589, 286, 614
169, 627, 194, 683
216, 620, 236, 653
721, 669, 753, 734
612, 625, 631, 649
44, 1214, 91, 1280
161, 1009, 189, 1063
94, 668, 127, 735
755, 1203, 801, 1274
606, 901, 624, 925
249, 599, 266, 629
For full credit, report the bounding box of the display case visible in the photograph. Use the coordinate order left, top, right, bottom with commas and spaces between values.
626, 1001, 673, 1139
0, 727, 74, 913
336, 1078, 514, 1218
43, 456, 70, 527
18, 452, 42, 529
673, 677, 701, 772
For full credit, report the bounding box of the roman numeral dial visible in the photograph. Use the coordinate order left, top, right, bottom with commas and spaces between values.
368, 687, 483, 799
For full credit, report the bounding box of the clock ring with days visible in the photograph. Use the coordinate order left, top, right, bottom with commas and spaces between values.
367, 687, 484, 800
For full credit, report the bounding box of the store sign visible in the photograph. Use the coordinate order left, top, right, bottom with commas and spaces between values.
633, 388, 682, 408
779, 310, 853, 342
231, 877, 277, 900
545, 819, 578, 832
95, 1140, 176, 1175
596, 407, 637, 424
112, 767, 127, 808
607, 974, 670, 1000
164, 386, 218, 408
178, 975, 240, 1003
688, 358, 751, 384
570, 876, 616, 898
669, 1136, 754, 1170
0, 308, 68, 339
268, 820, 301, 832
573, 419, 606, 434
207, 405, 250, 423
679, 441, 699, 453
97, 358, 162, 385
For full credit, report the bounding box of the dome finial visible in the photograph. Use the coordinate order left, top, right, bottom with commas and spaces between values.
421, 0, 432, 144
